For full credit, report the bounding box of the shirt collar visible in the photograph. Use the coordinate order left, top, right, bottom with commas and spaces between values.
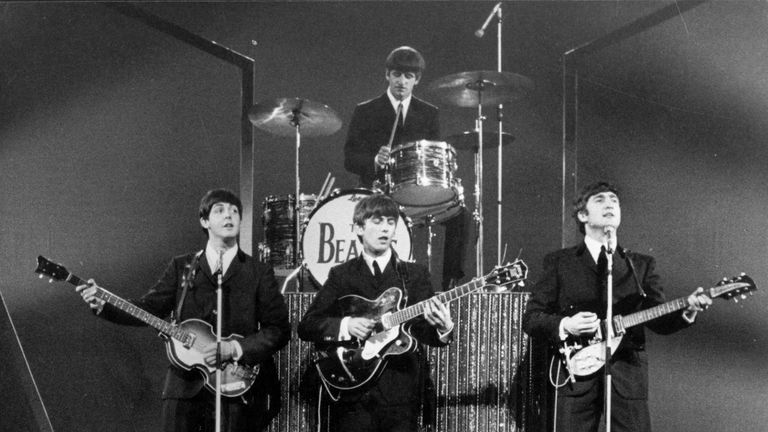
584, 235, 608, 264
361, 248, 392, 276
205, 242, 238, 275
386, 89, 412, 120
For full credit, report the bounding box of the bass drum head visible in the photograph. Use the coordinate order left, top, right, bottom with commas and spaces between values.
301, 188, 413, 287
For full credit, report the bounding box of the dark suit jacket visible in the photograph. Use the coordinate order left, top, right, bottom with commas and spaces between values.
297, 254, 450, 405
344, 93, 440, 187
100, 249, 291, 405
522, 243, 692, 400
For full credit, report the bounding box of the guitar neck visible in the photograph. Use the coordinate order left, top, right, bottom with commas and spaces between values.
64, 273, 181, 338
617, 295, 692, 330
389, 277, 486, 326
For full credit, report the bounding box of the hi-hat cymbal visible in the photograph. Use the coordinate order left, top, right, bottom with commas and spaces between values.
445, 130, 515, 151
428, 70, 533, 107
249, 98, 342, 137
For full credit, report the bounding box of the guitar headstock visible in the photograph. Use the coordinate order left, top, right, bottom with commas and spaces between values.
35, 256, 71, 283
483, 259, 528, 290
710, 273, 757, 302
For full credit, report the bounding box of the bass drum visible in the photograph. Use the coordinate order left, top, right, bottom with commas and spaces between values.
301, 189, 412, 286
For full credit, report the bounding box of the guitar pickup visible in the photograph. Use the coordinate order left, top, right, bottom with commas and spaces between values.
183, 333, 197, 349
612, 317, 626, 336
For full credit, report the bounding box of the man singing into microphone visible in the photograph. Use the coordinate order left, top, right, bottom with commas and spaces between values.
76, 189, 291, 432
522, 181, 711, 432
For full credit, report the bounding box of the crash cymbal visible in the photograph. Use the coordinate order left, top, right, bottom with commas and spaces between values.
248, 98, 342, 137
428, 70, 532, 107
445, 130, 515, 151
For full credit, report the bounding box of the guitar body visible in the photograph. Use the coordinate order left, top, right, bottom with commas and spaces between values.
161, 318, 261, 397
561, 334, 624, 377
315, 287, 414, 391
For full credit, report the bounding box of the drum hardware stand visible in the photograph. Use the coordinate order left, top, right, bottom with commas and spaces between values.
423, 215, 436, 274
493, 5, 505, 268
469, 81, 488, 278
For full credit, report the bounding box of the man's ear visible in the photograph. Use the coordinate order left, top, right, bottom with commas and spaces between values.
577, 211, 590, 223
354, 223, 364, 237
200, 217, 210, 230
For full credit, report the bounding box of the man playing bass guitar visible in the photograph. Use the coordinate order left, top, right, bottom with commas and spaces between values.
298, 193, 454, 432
76, 189, 291, 432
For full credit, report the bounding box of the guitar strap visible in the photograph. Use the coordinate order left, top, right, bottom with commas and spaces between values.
173, 250, 203, 324
392, 248, 410, 304
620, 248, 647, 298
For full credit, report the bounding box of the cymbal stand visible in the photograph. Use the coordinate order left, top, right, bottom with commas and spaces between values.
469, 81, 488, 277
290, 107, 303, 286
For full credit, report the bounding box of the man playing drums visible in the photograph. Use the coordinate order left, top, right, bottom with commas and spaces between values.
343, 46, 440, 189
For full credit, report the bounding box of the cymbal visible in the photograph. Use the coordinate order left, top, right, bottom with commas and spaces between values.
248, 98, 342, 137
445, 130, 515, 151
428, 70, 532, 107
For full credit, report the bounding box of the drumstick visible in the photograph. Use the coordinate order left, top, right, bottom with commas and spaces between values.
318, 172, 331, 198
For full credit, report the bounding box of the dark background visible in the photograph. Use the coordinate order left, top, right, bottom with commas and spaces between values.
1, 2, 766, 431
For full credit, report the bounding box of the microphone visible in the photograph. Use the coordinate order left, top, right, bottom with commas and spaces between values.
475, 2, 502, 38
603, 226, 616, 254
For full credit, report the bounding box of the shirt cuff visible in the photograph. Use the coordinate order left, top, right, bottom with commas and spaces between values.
682, 310, 697, 323
232, 341, 243, 361
558, 318, 569, 341
437, 323, 454, 342
339, 316, 352, 340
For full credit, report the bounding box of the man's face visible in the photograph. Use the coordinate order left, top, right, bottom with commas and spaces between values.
200, 202, 241, 241
386, 69, 420, 100
578, 191, 621, 232
355, 215, 398, 256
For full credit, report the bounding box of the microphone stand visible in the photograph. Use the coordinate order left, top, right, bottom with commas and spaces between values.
215, 250, 224, 432
604, 240, 614, 432
494, 5, 505, 267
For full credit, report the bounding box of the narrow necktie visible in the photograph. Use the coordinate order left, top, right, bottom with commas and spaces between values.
597, 246, 608, 277
393, 102, 404, 145
373, 260, 383, 278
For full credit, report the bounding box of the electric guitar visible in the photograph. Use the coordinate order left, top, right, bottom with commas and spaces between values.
314, 259, 528, 392
35, 255, 260, 397
559, 273, 757, 379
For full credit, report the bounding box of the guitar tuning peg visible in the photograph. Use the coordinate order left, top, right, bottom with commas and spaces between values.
48, 278, 53, 283
741, 294, 747, 300
733, 297, 739, 303
38, 274, 43, 279
740, 272, 746, 276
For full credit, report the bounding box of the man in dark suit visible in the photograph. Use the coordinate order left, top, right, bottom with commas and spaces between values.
343, 46, 466, 289
344, 46, 440, 188
297, 193, 453, 432
522, 181, 711, 432
77, 189, 291, 432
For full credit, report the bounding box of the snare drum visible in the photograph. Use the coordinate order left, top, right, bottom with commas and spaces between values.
402, 179, 465, 226
301, 189, 412, 286
389, 140, 457, 207
260, 193, 316, 268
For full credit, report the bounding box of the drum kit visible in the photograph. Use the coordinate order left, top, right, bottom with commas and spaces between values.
249, 70, 531, 289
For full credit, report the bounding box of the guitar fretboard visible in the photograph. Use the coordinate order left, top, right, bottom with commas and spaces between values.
618, 297, 689, 329
389, 277, 486, 326
63, 273, 189, 343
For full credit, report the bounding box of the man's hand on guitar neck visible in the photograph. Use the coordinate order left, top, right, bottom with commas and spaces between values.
423, 297, 454, 339
682, 287, 713, 322
560, 311, 600, 340
75, 279, 106, 314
